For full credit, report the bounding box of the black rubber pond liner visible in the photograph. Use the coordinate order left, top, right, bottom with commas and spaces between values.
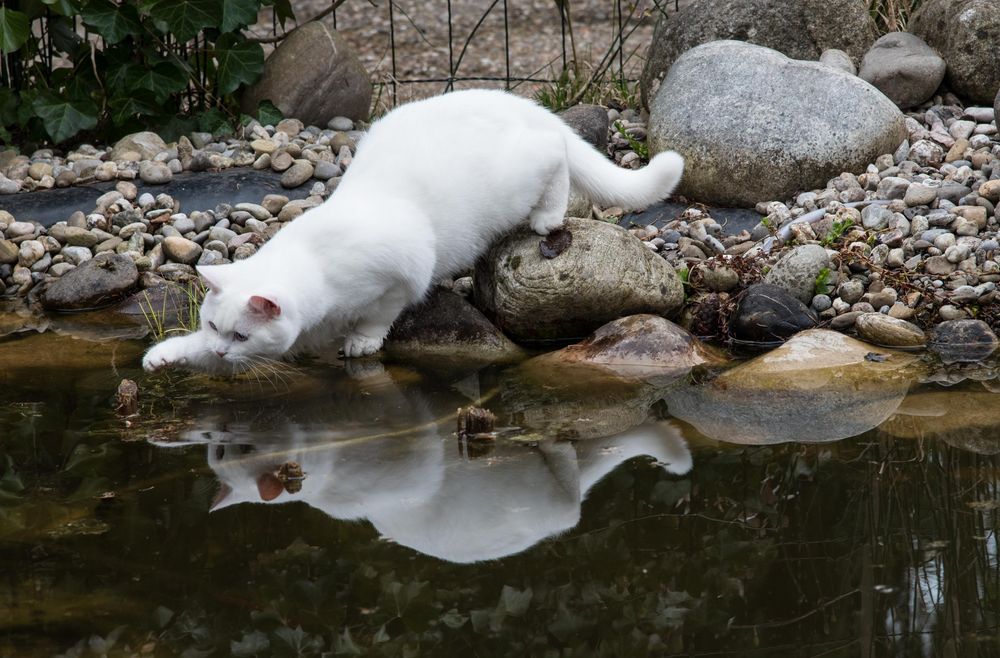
620, 200, 764, 237
0, 168, 313, 227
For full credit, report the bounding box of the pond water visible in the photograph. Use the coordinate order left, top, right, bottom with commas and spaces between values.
2, 331, 1000, 657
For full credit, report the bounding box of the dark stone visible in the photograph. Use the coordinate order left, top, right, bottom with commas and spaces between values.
539, 228, 572, 259
731, 283, 819, 342
40, 253, 139, 311
929, 319, 999, 363
559, 104, 609, 150
385, 289, 524, 362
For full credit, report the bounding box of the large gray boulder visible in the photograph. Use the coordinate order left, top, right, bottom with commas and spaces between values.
473, 218, 684, 342
639, 0, 876, 107
647, 41, 907, 207
909, 0, 1000, 104
242, 22, 371, 125
859, 32, 946, 109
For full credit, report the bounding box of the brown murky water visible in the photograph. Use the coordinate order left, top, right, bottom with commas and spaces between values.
1, 330, 1000, 657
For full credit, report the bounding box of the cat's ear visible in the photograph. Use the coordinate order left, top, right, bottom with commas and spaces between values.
197, 264, 229, 294
210, 482, 233, 511
257, 473, 283, 501
248, 295, 281, 319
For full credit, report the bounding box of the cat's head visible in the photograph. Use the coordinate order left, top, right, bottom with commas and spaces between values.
197, 264, 300, 363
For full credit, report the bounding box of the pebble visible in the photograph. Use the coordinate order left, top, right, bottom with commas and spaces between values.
313, 161, 340, 180
161, 236, 202, 265
61, 246, 93, 265
232, 203, 271, 221
138, 161, 172, 184
17, 240, 44, 268
855, 313, 926, 347
327, 116, 354, 131
281, 161, 314, 188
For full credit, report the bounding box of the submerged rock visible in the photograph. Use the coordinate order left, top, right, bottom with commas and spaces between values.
384, 289, 524, 363
664, 329, 925, 444
883, 387, 1000, 453
529, 314, 721, 383
473, 218, 684, 342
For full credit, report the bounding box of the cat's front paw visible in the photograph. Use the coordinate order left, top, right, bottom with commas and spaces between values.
142, 341, 188, 372
343, 333, 384, 358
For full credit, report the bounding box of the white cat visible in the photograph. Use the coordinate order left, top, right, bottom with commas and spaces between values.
142, 89, 684, 372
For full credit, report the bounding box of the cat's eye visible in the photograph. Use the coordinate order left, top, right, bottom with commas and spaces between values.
232, 331, 248, 342
208, 321, 217, 331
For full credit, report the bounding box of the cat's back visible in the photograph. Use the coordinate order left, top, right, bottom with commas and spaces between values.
359, 89, 561, 152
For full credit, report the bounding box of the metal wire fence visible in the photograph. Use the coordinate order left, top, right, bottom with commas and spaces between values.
305, 0, 673, 107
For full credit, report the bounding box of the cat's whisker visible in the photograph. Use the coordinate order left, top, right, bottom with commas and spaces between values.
249, 357, 292, 391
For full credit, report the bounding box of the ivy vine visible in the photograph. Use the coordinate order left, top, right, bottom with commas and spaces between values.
0, 0, 294, 145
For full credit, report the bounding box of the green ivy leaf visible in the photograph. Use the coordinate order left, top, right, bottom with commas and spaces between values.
40, 0, 82, 17
157, 115, 198, 142
109, 91, 161, 126
81, 0, 142, 45
220, 0, 259, 33
255, 99, 283, 126
0, 88, 18, 128
140, 0, 220, 42
231, 630, 269, 657
270, 0, 294, 28
0, 8, 31, 54
197, 108, 232, 137
213, 33, 263, 96
32, 92, 99, 144
126, 61, 190, 104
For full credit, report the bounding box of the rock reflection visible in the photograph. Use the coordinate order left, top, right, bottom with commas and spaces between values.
153, 363, 691, 563
881, 382, 1000, 453
664, 329, 926, 445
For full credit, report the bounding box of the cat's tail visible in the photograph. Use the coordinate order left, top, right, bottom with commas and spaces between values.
563, 128, 684, 211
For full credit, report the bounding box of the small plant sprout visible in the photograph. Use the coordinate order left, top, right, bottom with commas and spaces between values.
613, 120, 649, 160
139, 280, 206, 341
821, 217, 855, 247
814, 267, 834, 297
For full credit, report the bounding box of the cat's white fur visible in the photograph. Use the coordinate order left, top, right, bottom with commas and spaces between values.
142, 89, 684, 372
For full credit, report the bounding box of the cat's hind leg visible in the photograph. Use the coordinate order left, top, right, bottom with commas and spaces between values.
528, 137, 570, 236
343, 288, 411, 358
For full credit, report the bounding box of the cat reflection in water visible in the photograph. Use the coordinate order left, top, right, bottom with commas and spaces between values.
142, 90, 684, 373
163, 421, 691, 563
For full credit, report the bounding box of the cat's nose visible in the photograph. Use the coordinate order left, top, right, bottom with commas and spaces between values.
215, 350, 226, 358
